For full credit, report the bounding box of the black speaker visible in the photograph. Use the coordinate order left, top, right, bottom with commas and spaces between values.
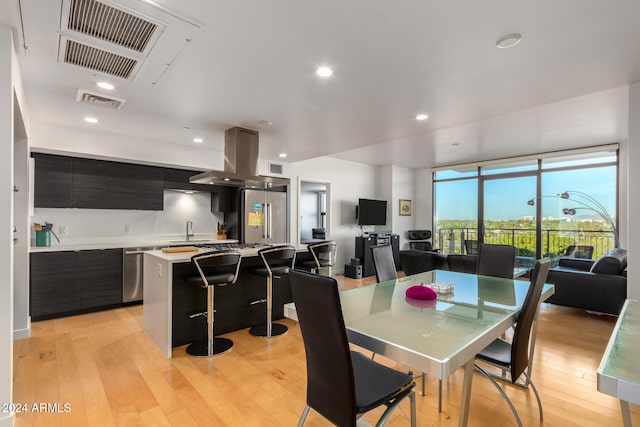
344, 264, 362, 279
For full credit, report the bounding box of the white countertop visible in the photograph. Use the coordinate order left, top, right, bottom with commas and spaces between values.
145, 244, 308, 262
29, 237, 238, 253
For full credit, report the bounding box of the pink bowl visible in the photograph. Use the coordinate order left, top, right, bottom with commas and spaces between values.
405, 285, 437, 300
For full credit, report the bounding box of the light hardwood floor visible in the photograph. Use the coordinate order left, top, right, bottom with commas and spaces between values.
12, 274, 639, 427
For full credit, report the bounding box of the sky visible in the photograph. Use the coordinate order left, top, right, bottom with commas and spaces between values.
435, 166, 616, 222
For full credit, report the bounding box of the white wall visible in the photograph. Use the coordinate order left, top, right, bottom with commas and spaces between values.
32, 191, 224, 245
290, 157, 379, 271
413, 168, 434, 230
376, 165, 416, 249
628, 81, 640, 299
1, 23, 15, 427
30, 121, 225, 171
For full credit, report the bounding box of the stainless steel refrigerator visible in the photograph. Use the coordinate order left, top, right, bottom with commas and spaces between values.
241, 189, 288, 244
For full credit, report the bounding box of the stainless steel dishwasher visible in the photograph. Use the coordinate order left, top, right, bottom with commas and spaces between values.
123, 246, 161, 303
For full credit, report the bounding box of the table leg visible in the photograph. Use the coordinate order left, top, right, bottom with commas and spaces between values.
621, 400, 633, 427
459, 360, 474, 427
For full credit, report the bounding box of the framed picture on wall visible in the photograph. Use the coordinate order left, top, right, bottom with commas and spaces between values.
399, 199, 412, 216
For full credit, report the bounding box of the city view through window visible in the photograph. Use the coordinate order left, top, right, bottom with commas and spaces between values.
433, 150, 618, 267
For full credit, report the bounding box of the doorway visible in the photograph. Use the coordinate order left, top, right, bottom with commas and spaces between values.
298, 179, 330, 244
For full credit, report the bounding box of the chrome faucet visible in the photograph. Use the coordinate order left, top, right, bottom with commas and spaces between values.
186, 221, 194, 241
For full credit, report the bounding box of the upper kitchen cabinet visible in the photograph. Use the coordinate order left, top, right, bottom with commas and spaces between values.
107, 162, 138, 209
137, 165, 164, 210
164, 167, 212, 192
33, 153, 73, 208
32, 153, 167, 211
72, 158, 107, 209
212, 186, 239, 213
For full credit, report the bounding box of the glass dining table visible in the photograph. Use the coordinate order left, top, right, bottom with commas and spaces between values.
597, 299, 640, 427
285, 269, 555, 427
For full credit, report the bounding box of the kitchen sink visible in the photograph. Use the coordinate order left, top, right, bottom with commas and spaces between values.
168, 239, 213, 245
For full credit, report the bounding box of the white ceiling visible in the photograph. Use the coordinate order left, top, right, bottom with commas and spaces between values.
3, 0, 639, 169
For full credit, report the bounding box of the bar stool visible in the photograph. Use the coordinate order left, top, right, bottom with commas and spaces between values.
185, 251, 241, 357
249, 245, 296, 338
297, 240, 336, 276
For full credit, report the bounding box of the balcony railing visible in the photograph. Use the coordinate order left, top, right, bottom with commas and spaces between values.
436, 227, 615, 267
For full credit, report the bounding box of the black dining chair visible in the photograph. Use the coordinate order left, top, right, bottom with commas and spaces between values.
371, 244, 397, 283
289, 269, 417, 427
477, 243, 516, 279
473, 258, 551, 427
464, 239, 479, 255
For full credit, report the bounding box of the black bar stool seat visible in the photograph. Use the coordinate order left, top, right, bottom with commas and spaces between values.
249, 245, 296, 338
296, 240, 337, 276
186, 272, 236, 286
185, 251, 241, 357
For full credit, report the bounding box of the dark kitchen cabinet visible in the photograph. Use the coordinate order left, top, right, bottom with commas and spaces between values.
30, 249, 123, 320
33, 153, 73, 208
30, 251, 80, 319
72, 158, 107, 209
137, 165, 164, 210
211, 186, 239, 213
107, 162, 138, 209
163, 167, 211, 192
79, 249, 123, 309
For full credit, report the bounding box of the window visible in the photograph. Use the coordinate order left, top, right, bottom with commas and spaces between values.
433, 146, 618, 263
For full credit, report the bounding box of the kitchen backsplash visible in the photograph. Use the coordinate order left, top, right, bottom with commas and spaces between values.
31, 191, 224, 245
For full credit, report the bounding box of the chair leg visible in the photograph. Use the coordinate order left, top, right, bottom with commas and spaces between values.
475, 364, 523, 427
186, 285, 233, 357
297, 405, 311, 427
375, 389, 416, 427
438, 378, 442, 412
249, 275, 288, 338
524, 371, 543, 420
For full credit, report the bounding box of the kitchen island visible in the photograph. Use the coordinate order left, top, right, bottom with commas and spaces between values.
144, 245, 308, 358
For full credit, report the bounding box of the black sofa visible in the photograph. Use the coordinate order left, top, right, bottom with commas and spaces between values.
399, 250, 478, 276
545, 248, 627, 315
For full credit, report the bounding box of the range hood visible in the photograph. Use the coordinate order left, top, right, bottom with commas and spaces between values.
190, 127, 290, 189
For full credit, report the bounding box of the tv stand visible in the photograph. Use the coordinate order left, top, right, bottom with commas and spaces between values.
355, 234, 400, 277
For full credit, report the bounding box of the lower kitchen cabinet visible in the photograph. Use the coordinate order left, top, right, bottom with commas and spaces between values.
30, 251, 80, 319
79, 249, 123, 309
30, 249, 123, 320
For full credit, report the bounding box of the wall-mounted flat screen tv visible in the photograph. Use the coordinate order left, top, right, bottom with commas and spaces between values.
357, 198, 387, 225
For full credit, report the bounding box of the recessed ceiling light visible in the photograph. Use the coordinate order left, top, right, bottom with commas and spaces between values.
416, 114, 429, 121
258, 120, 273, 126
184, 191, 194, 194
279, 153, 287, 158
193, 137, 203, 143
496, 33, 522, 49
223, 178, 230, 182
316, 66, 333, 77
84, 117, 98, 124
97, 81, 114, 90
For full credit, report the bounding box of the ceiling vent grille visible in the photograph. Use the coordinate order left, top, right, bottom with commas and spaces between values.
64, 39, 138, 79
67, 0, 157, 52
76, 89, 126, 109
269, 163, 284, 175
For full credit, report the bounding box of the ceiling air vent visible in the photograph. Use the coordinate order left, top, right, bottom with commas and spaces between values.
63, 38, 139, 79
76, 89, 125, 109
66, 0, 158, 53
